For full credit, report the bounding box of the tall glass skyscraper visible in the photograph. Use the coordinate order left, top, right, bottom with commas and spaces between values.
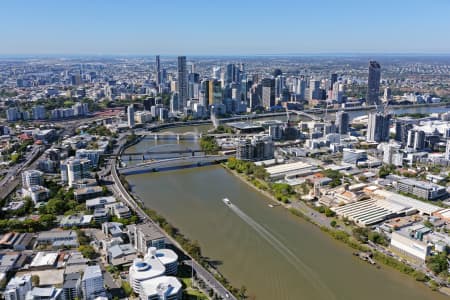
366, 60, 381, 107
177, 56, 188, 110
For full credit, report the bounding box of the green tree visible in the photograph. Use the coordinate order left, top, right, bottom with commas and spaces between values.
78, 245, 97, 259
427, 252, 449, 276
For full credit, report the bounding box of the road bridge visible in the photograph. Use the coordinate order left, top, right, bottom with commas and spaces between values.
118, 155, 230, 175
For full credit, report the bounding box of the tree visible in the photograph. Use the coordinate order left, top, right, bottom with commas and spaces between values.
238, 285, 248, 300
330, 220, 337, 227
31, 275, 40, 287
121, 281, 133, 297
79, 245, 97, 259
427, 252, 449, 276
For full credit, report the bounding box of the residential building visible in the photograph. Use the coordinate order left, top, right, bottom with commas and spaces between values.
127, 223, 165, 254
236, 136, 274, 161
81, 265, 105, 300
21, 170, 43, 189
140, 276, 182, 300
177, 56, 188, 110
127, 105, 135, 128
62, 273, 81, 300
4, 275, 32, 300
25, 287, 63, 300
60, 158, 90, 187
366, 61, 381, 106
75, 149, 100, 168
335, 111, 349, 135
366, 112, 390, 142
261, 78, 275, 108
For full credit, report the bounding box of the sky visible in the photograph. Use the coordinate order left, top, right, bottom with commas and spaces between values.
1, 0, 450, 56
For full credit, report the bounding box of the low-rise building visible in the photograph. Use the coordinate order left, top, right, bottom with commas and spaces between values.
390, 229, 431, 262
36, 231, 78, 249
25, 287, 63, 300
85, 196, 116, 210
74, 186, 103, 202
394, 178, 447, 200
127, 223, 165, 254
140, 276, 182, 300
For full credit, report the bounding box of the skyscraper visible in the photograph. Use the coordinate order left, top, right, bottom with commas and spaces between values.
309, 79, 321, 100
330, 73, 338, 89
127, 104, 135, 128
366, 112, 390, 142
208, 80, 222, 106
261, 78, 275, 109
366, 61, 381, 107
177, 56, 188, 110
335, 111, 349, 135
155, 55, 161, 85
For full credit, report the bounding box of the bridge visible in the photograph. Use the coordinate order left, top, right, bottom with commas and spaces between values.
134, 131, 204, 140
118, 155, 231, 175
119, 149, 205, 161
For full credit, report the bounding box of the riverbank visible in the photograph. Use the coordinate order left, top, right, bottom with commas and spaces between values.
221, 162, 445, 294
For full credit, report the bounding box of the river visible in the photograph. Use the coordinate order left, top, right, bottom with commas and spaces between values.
123, 109, 448, 300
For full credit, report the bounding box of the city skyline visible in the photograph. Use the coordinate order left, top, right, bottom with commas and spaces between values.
1, 0, 450, 56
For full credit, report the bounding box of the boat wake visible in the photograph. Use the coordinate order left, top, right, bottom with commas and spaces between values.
225, 200, 336, 300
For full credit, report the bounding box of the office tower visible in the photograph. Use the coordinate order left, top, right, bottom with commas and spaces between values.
208, 80, 222, 106
366, 112, 390, 142
336, 111, 349, 134
22, 170, 43, 189
261, 78, 275, 109
226, 64, 238, 84
4, 275, 32, 300
366, 61, 381, 106
177, 56, 188, 110
383, 87, 392, 102
127, 105, 135, 128
81, 265, 106, 300
155, 55, 161, 85
330, 73, 338, 89
309, 79, 321, 100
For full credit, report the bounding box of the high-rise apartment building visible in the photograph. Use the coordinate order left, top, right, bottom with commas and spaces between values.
127, 105, 135, 128
81, 265, 105, 300
366, 61, 381, 106
261, 78, 275, 109
366, 112, 390, 142
155, 55, 161, 85
21, 170, 43, 189
335, 111, 349, 135
177, 56, 188, 110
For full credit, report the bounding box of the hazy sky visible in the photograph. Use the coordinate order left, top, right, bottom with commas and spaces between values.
1, 0, 450, 55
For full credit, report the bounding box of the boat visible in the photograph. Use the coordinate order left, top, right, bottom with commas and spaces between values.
222, 198, 231, 205
268, 204, 274, 208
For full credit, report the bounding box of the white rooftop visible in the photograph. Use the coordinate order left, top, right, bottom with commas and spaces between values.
373, 189, 441, 215
30, 252, 58, 268
140, 276, 182, 299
